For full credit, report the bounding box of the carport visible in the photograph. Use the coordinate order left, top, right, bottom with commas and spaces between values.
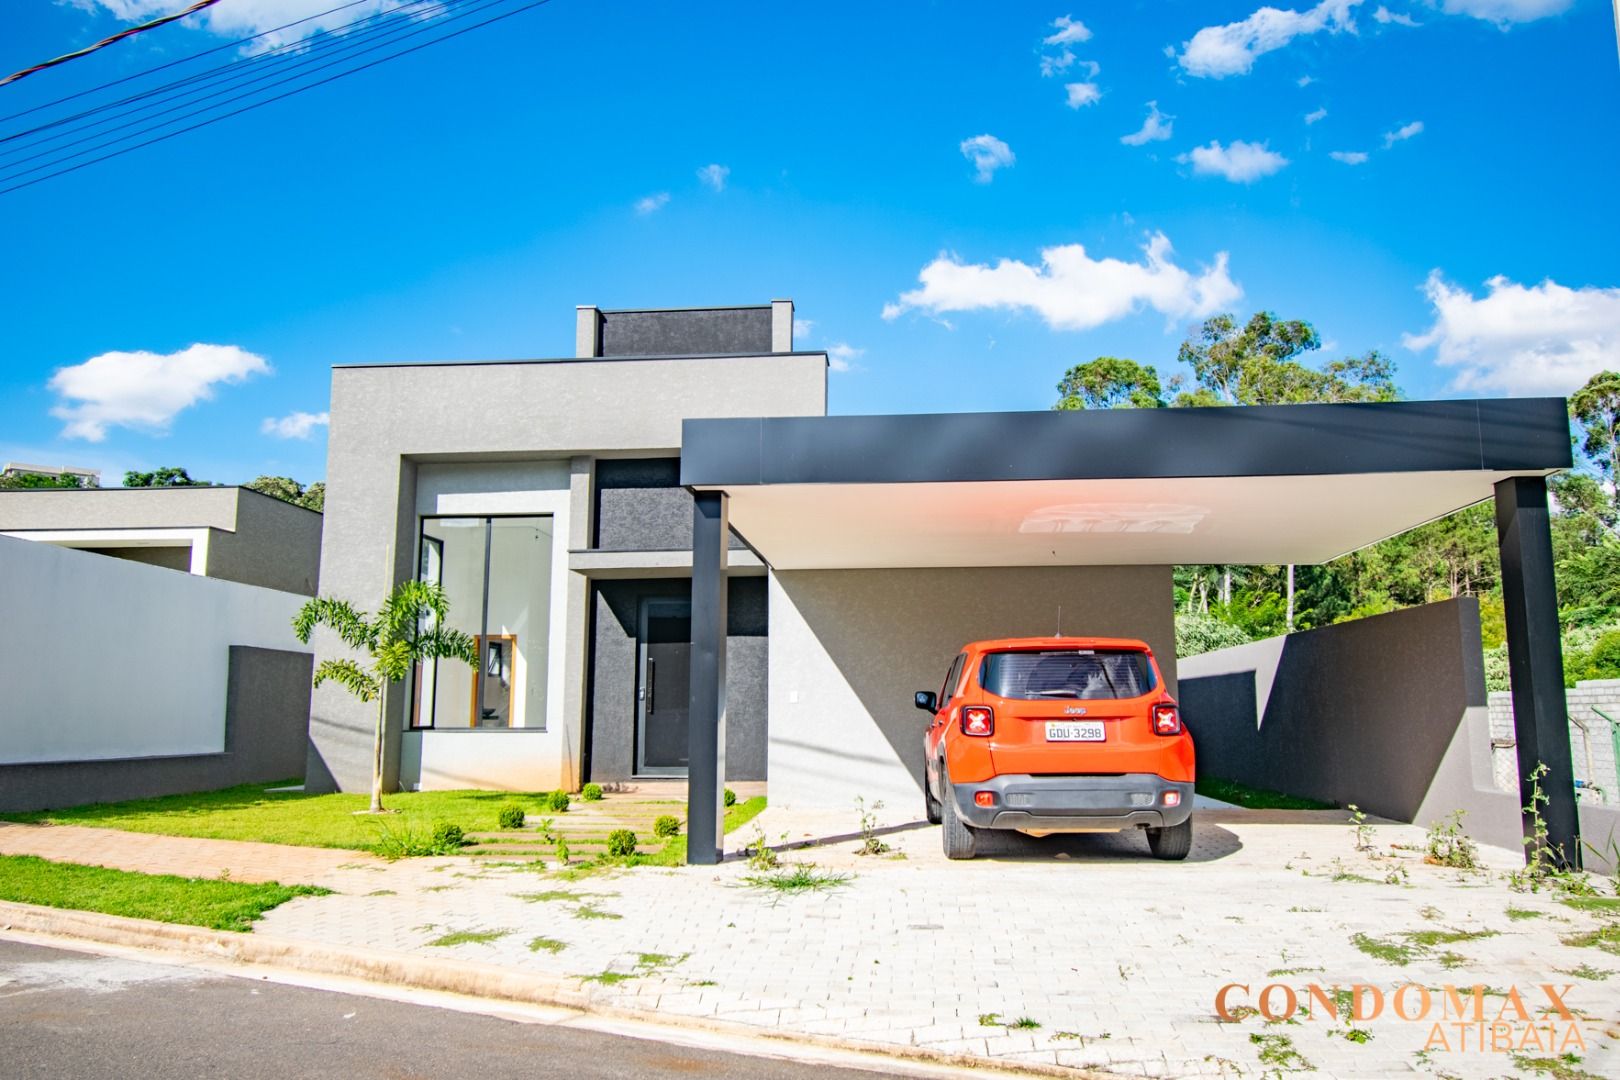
677, 398, 1577, 867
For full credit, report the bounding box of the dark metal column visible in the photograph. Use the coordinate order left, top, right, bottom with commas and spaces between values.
686, 491, 729, 865
1494, 476, 1580, 867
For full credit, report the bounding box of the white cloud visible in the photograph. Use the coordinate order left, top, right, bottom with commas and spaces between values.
82, 1, 415, 50
1305, 107, 1328, 124
1330, 149, 1370, 163
1382, 119, 1423, 147
1297, 74, 1316, 86
1121, 102, 1174, 146
1438, 0, 1572, 27
1178, 0, 1363, 79
1178, 140, 1289, 183
826, 343, 864, 373
1040, 49, 1075, 76
261, 410, 329, 439
696, 163, 729, 191
960, 134, 1015, 183
1404, 272, 1620, 394
1044, 15, 1092, 44
634, 192, 670, 215
49, 343, 270, 442
882, 232, 1242, 333
1065, 82, 1102, 108
1373, 5, 1420, 25
792, 318, 815, 340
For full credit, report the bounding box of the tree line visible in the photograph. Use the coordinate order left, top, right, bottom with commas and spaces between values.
1055, 312, 1620, 689
0, 463, 324, 512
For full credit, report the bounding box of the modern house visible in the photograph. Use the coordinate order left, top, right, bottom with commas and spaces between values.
308, 300, 1589, 870
0, 485, 322, 595
2, 461, 101, 486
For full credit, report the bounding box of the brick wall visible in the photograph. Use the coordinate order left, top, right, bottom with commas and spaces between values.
1488, 680, 1620, 805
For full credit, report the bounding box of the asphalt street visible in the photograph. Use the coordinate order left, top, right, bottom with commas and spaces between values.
0, 938, 910, 1079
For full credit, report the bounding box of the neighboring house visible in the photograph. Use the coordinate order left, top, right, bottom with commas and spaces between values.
2, 461, 101, 486
0, 485, 322, 596
308, 302, 824, 794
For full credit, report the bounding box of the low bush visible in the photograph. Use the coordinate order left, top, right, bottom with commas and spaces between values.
723, 788, 737, 807
545, 791, 571, 814
372, 820, 468, 858
581, 782, 604, 802
496, 803, 526, 830
653, 815, 680, 838
430, 821, 467, 851
606, 829, 638, 857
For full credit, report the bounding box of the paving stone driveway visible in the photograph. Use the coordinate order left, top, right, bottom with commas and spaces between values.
249, 808, 1620, 1079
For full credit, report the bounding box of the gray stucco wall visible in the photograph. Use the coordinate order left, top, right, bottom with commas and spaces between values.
0, 646, 312, 813
598, 308, 772, 357
309, 352, 826, 794
0, 486, 322, 596
592, 457, 744, 551
587, 577, 768, 782
1178, 599, 1484, 822
767, 564, 1176, 811
81, 545, 191, 571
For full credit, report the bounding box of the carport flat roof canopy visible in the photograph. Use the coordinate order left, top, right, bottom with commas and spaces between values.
680, 398, 1574, 569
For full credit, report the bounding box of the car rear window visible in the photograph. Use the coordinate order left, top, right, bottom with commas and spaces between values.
980, 649, 1156, 700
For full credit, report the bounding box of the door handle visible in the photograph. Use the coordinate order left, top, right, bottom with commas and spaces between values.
645, 657, 655, 714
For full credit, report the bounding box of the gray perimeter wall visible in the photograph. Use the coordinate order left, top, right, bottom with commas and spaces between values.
0, 647, 312, 813
598, 308, 772, 357
1178, 598, 1620, 871
588, 577, 767, 781
768, 565, 1176, 812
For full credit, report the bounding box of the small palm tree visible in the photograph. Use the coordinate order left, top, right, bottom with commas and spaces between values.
293, 580, 477, 813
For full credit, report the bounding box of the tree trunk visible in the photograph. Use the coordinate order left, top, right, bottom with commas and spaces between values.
1285, 564, 1296, 634
1222, 568, 1231, 606
370, 691, 386, 814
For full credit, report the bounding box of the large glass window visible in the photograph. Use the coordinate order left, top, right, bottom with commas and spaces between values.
411, 515, 553, 729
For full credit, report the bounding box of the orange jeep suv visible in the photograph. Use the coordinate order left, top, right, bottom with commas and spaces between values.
917, 637, 1194, 861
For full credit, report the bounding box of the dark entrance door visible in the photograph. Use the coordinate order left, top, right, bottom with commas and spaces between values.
636, 598, 691, 775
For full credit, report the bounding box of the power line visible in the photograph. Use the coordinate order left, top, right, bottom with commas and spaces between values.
0, 0, 463, 159
0, 0, 556, 196
0, 0, 381, 124
0, 1, 224, 88
0, 0, 505, 182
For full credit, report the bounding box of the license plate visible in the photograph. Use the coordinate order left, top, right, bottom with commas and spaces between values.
1045, 721, 1105, 742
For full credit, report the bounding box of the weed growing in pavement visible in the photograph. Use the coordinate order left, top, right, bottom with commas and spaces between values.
554, 836, 570, 866
739, 864, 852, 897
1351, 932, 1419, 966
1249, 1032, 1311, 1071
854, 796, 891, 856
1561, 924, 1620, 955
744, 825, 780, 871
977, 1013, 1002, 1027
1558, 964, 1613, 980
1010, 1017, 1041, 1030
1508, 1051, 1600, 1080
427, 928, 508, 947
527, 936, 567, 953
1348, 804, 1374, 853
1424, 810, 1481, 869
572, 903, 622, 921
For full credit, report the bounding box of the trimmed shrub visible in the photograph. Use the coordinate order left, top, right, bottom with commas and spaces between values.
581, 782, 604, 802
653, 815, 680, 838
723, 788, 737, 807
545, 790, 571, 813
496, 803, 526, 830
606, 829, 638, 857
429, 822, 466, 852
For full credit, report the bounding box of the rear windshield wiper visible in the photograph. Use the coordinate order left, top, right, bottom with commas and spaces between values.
1030, 689, 1081, 698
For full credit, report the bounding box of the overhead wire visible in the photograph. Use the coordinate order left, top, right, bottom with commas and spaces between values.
0, 0, 553, 195
0, 0, 223, 88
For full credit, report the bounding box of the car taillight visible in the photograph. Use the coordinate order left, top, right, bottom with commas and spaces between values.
1151, 704, 1182, 736
1162, 790, 1182, 808
974, 791, 996, 808
960, 706, 994, 737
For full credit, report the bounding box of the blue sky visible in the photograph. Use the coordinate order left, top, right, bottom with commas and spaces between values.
2, 0, 1617, 486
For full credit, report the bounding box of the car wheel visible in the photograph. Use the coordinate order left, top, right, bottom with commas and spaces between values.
941, 774, 978, 860
924, 764, 943, 825
1146, 816, 1193, 861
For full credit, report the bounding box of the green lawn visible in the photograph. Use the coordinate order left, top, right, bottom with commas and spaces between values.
0, 854, 326, 932
1196, 776, 1338, 811
3, 783, 563, 853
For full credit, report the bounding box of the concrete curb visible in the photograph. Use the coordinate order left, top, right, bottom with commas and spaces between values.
0, 901, 1109, 1080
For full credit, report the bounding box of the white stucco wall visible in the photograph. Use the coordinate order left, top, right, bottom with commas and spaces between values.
0, 533, 309, 765
766, 564, 1177, 813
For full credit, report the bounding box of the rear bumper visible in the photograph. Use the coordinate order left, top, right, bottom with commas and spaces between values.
953, 773, 1194, 831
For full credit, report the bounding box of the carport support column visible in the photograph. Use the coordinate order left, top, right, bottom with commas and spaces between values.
1494, 476, 1580, 867
686, 491, 728, 865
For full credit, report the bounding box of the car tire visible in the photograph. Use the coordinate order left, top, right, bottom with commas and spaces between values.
924, 770, 943, 825
941, 775, 979, 860
1146, 816, 1193, 861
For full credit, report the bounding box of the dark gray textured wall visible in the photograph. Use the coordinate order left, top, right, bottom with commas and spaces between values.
592, 458, 744, 550
1178, 598, 1485, 821
587, 577, 767, 781
598, 308, 772, 357
0, 646, 312, 813
208, 489, 323, 596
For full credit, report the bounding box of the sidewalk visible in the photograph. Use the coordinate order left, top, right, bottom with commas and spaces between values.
4, 812, 1619, 1079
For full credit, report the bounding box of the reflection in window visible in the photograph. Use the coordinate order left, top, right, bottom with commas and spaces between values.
411, 516, 553, 729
